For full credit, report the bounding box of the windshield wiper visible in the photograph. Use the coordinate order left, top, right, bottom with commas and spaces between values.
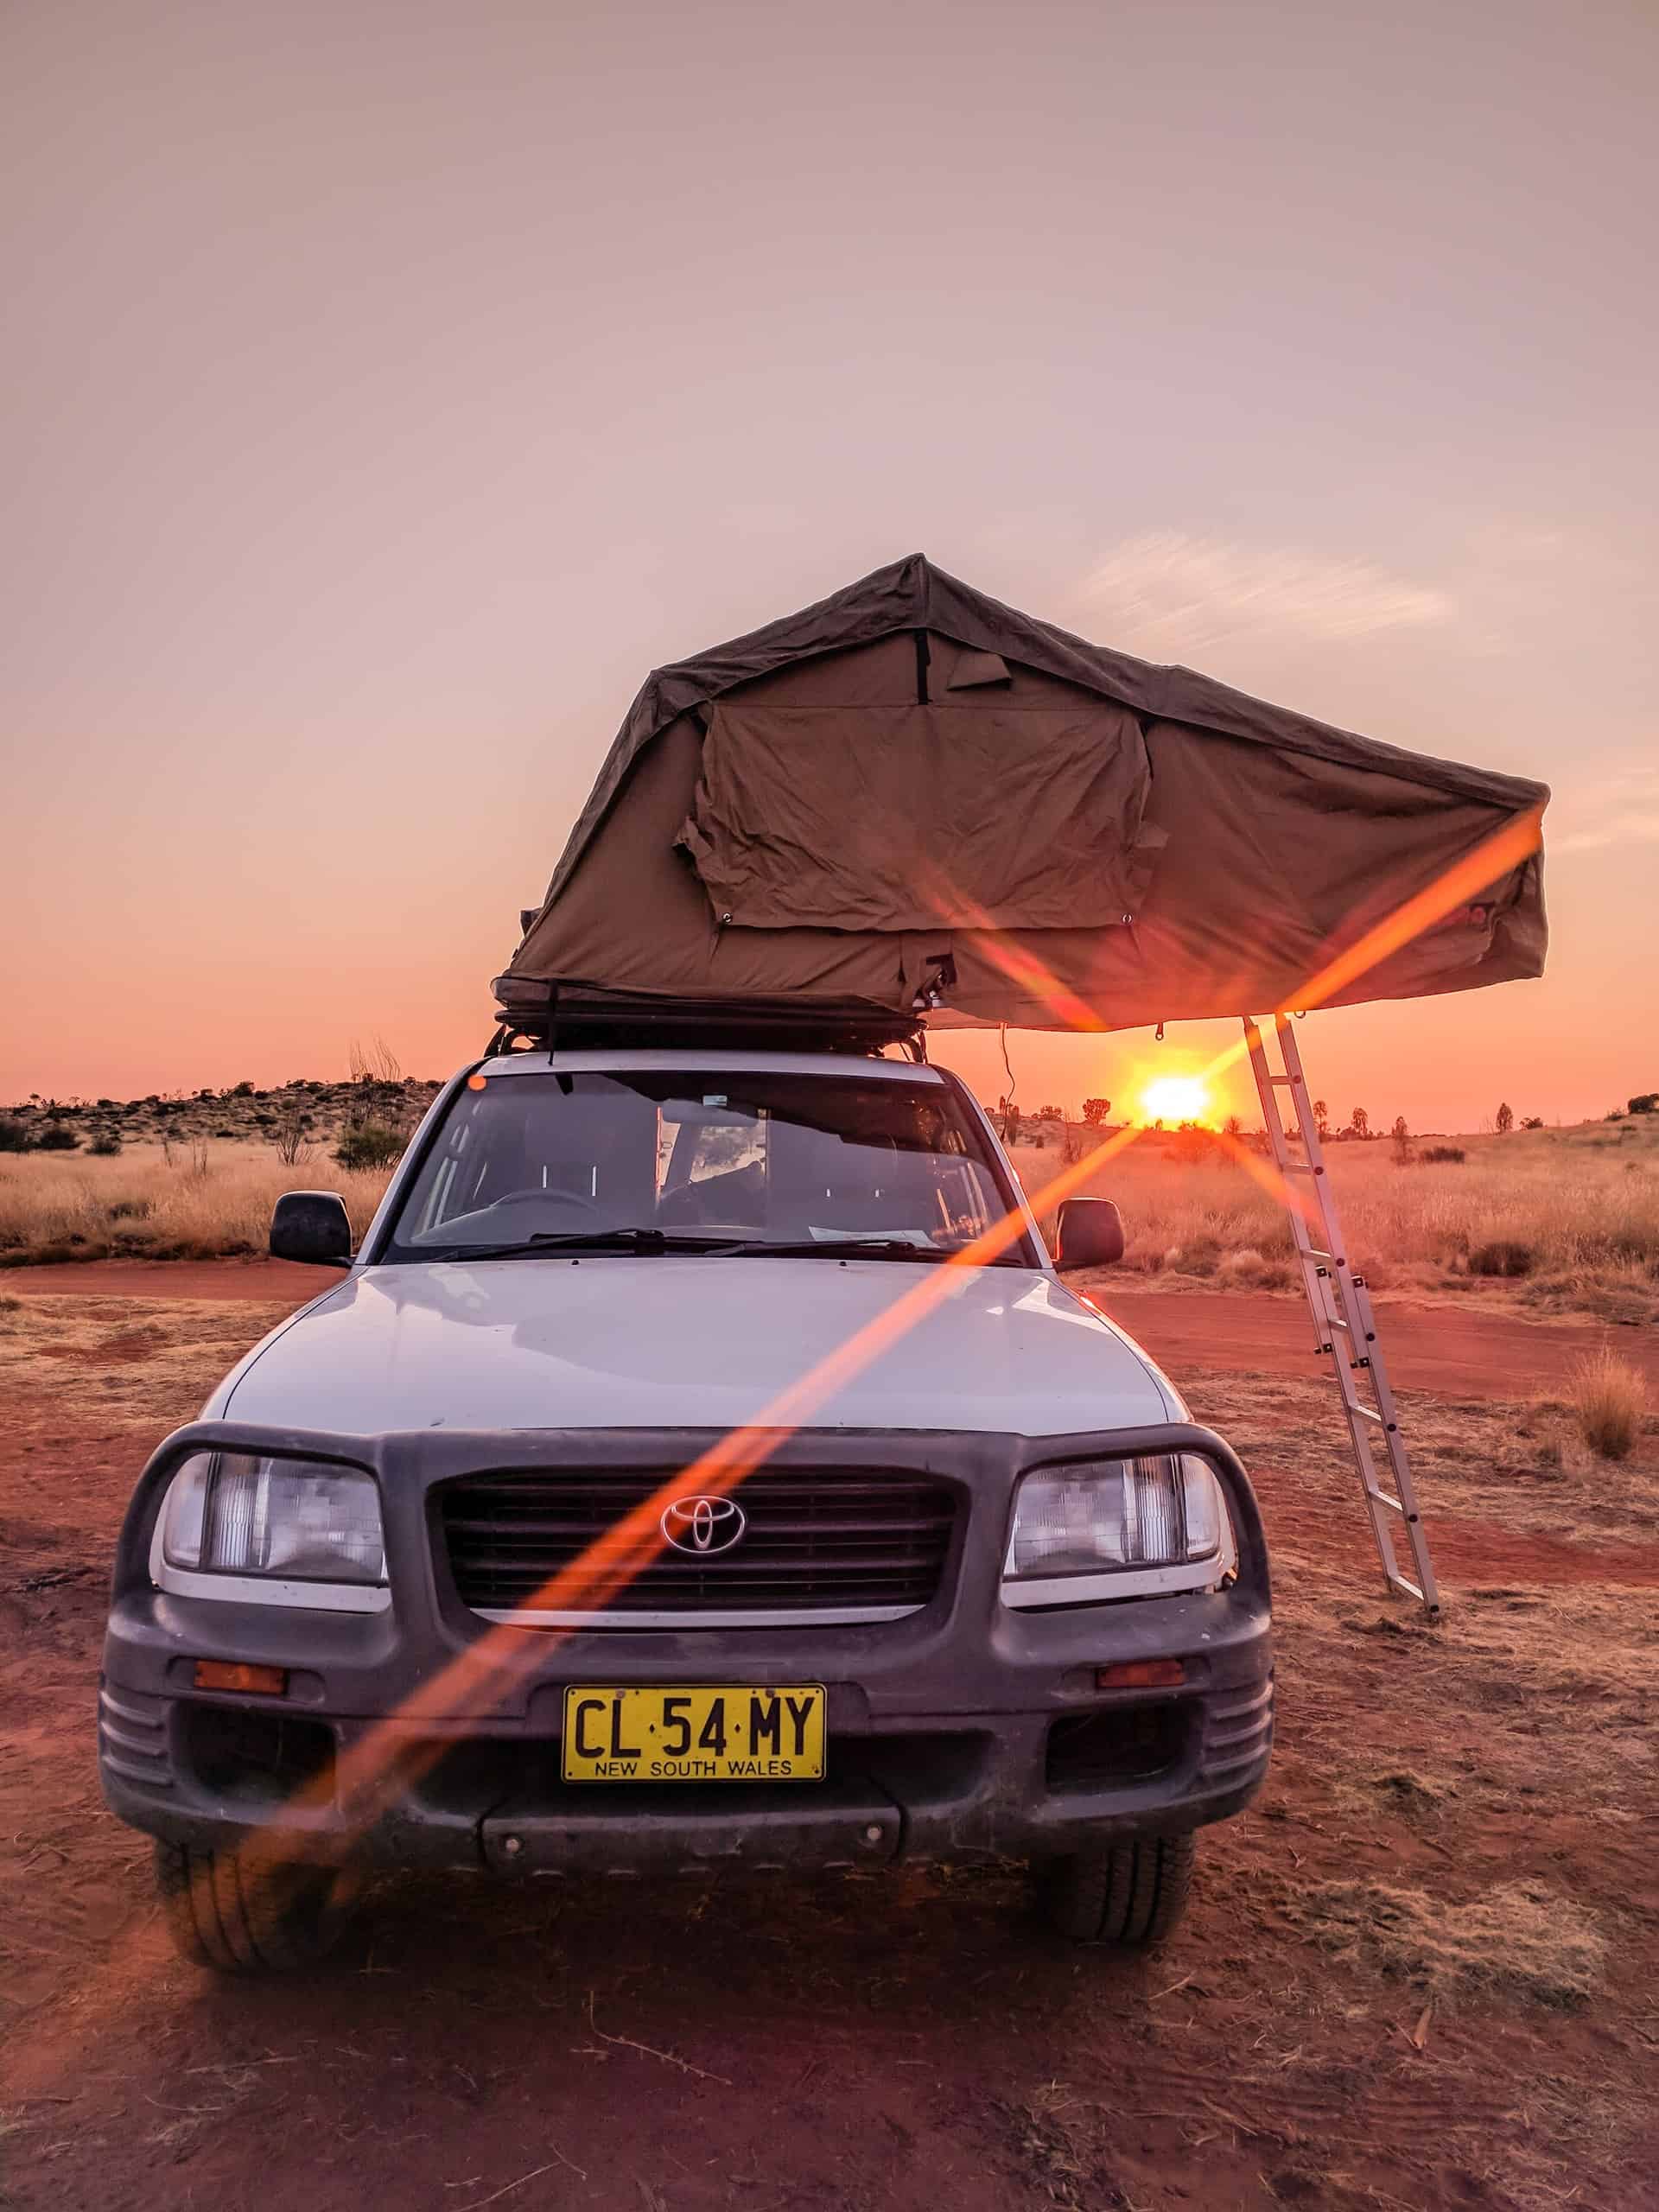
409, 1228, 738, 1263
406, 1229, 1029, 1268
721, 1236, 1033, 1267
707, 1236, 954, 1263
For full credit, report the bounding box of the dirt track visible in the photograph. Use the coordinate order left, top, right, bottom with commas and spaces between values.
2, 1284, 1656, 2210
11, 1255, 1659, 1402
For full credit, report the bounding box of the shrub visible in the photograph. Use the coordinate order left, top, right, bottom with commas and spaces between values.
1421, 1145, 1466, 1165
89, 1130, 123, 1155
272, 1098, 313, 1166
1471, 1239, 1535, 1278
335, 1122, 405, 1170
1166, 1232, 1224, 1278
0, 1116, 32, 1153
35, 1122, 80, 1152
1568, 1349, 1646, 1460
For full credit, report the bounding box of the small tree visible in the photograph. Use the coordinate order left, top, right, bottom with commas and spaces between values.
334, 1123, 405, 1170
1082, 1097, 1111, 1128
1349, 1106, 1370, 1141
1313, 1098, 1331, 1140
1391, 1115, 1412, 1164
1521, 1115, 1544, 1131
271, 1095, 313, 1167
1496, 1102, 1514, 1135
1629, 1093, 1659, 1116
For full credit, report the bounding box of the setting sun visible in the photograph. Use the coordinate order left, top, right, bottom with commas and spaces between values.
1140, 1074, 1213, 1126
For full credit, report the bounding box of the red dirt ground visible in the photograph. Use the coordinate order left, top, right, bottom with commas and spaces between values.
14, 1255, 1659, 1406
2, 1284, 1656, 2210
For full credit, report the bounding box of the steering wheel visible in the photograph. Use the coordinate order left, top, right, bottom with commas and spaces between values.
474, 1185, 607, 1217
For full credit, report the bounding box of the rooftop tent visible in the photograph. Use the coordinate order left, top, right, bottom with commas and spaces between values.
495, 555, 1548, 1034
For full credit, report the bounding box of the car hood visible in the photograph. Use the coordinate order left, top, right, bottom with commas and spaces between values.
217, 1257, 1181, 1437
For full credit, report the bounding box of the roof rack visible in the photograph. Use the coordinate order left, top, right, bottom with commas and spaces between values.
486, 982, 925, 1060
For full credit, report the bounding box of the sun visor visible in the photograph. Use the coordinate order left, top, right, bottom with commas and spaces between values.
677, 700, 1160, 934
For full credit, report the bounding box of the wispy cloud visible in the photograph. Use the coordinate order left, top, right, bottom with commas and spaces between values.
1551, 766, 1659, 855
1075, 530, 1453, 656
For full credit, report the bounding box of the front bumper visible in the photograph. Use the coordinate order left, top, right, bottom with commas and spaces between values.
99, 1420, 1273, 1877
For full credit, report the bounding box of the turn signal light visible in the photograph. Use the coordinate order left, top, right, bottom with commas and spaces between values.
193, 1660, 288, 1695
1095, 1659, 1185, 1691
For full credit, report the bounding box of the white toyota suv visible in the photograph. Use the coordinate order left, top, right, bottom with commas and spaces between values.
99, 1046, 1272, 1973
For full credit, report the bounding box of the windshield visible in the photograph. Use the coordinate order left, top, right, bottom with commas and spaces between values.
378, 1067, 1037, 1266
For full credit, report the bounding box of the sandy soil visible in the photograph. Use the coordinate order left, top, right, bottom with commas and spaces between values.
3, 1256, 349, 1301
1, 1287, 1656, 2211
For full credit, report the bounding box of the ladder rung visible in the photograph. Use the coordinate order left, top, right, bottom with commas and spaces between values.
1240, 1014, 1437, 1619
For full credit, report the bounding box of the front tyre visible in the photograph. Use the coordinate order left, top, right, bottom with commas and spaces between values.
1036, 1832, 1196, 1948
154, 1840, 357, 1974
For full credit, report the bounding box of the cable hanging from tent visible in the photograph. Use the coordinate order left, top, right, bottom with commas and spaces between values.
999, 1022, 1017, 1106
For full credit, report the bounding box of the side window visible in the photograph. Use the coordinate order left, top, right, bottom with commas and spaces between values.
664, 1110, 766, 1190
934, 1158, 995, 1240
413, 1104, 481, 1236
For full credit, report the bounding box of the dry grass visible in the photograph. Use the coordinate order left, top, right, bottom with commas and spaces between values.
1567, 1347, 1647, 1459
0, 1141, 394, 1267
3, 1112, 1657, 1328
1300, 1878, 1607, 2008
1012, 1115, 1659, 1322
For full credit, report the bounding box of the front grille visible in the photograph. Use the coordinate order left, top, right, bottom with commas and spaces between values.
440, 1466, 958, 1621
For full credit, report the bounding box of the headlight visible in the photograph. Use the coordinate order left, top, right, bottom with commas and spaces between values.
1002, 1453, 1233, 1606
157, 1452, 387, 1597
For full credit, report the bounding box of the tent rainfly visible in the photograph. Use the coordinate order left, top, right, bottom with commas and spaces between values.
497, 554, 1548, 1036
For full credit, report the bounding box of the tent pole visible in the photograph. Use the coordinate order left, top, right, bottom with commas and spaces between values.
1242, 1014, 1442, 1617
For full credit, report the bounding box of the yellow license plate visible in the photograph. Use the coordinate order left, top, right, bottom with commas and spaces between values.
562, 1684, 826, 1783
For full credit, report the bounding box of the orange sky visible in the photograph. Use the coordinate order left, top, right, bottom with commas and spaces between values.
3, 1, 1656, 1129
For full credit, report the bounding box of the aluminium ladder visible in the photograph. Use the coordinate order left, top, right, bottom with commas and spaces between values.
1242, 1013, 1440, 1616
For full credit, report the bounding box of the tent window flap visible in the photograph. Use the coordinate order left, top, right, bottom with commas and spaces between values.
677, 701, 1156, 933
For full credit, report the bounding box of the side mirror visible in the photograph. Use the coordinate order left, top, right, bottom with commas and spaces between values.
1054, 1198, 1125, 1271
270, 1191, 353, 1268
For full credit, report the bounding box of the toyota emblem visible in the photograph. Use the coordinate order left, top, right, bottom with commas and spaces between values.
660, 1494, 747, 1555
